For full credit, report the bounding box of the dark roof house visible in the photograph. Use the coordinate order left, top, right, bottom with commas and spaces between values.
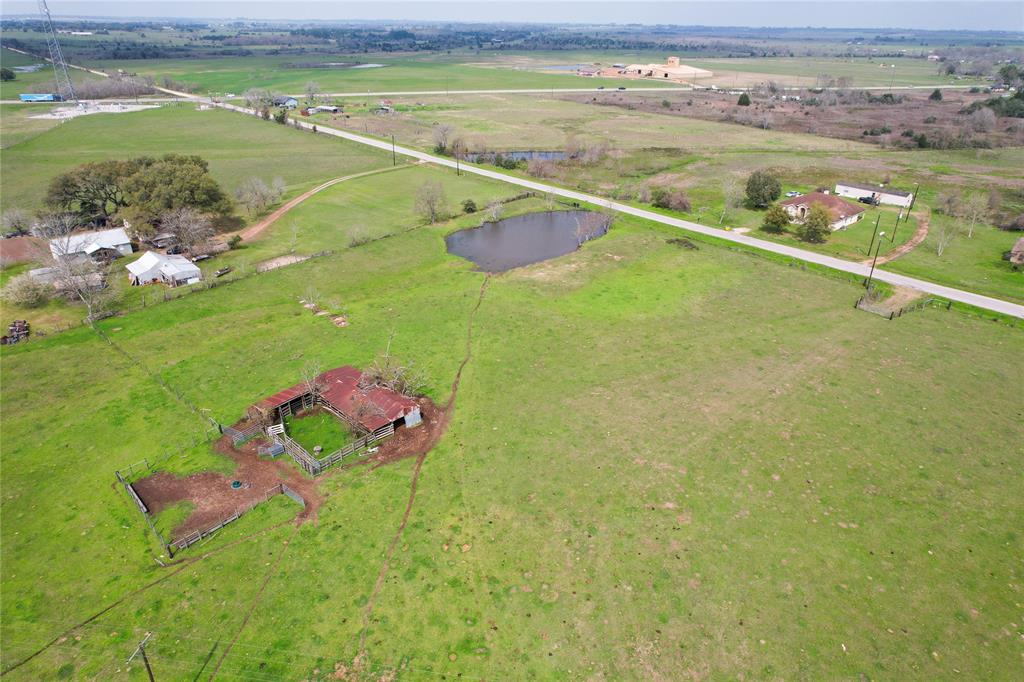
780, 191, 867, 229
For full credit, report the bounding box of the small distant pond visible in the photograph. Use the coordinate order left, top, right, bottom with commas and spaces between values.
465, 150, 567, 164
445, 210, 610, 272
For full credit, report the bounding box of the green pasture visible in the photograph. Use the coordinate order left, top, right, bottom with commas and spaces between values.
0, 47, 104, 99
0, 105, 390, 213
87, 53, 667, 96
1, 158, 1021, 679
286, 409, 358, 454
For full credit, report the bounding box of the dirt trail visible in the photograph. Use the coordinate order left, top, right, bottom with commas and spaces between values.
357, 275, 490, 657
228, 165, 409, 243
207, 523, 300, 682
863, 210, 930, 266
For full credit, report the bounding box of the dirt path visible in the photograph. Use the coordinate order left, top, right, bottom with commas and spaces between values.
229, 165, 411, 243
207, 523, 300, 682
862, 210, 930, 266
357, 275, 491, 659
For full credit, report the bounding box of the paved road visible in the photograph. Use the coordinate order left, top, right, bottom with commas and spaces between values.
215, 101, 1024, 319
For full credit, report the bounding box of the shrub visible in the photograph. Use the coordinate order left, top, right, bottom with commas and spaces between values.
745, 170, 782, 208
762, 203, 790, 233
461, 199, 477, 214
2, 274, 51, 308
650, 187, 691, 212
797, 204, 832, 243
929, 88, 943, 101
737, 93, 751, 106
227, 234, 243, 249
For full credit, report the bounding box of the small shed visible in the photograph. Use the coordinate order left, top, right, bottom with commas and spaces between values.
126, 251, 202, 287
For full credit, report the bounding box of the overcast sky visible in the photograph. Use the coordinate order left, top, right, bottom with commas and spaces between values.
2, 1, 1022, 31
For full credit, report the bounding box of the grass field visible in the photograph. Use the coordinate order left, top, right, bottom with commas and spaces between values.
86, 53, 675, 96
0, 47, 104, 100
286, 409, 358, 454
1, 156, 1021, 679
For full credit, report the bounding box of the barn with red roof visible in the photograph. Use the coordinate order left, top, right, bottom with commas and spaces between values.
251, 366, 421, 434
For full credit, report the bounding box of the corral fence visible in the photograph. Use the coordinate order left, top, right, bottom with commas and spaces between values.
171, 482, 306, 553
115, 469, 172, 556
855, 295, 951, 320
267, 419, 395, 477
221, 422, 264, 446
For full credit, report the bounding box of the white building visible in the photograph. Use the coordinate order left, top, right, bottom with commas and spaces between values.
835, 182, 913, 208
49, 227, 133, 261
126, 251, 202, 287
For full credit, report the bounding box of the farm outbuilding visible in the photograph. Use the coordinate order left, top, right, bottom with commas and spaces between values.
273, 96, 299, 109
126, 251, 202, 287
49, 227, 133, 262
834, 182, 914, 208
251, 366, 422, 434
616, 56, 713, 82
780, 191, 867, 230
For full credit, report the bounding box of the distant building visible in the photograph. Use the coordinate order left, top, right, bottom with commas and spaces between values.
272, 96, 299, 109
619, 56, 713, 81
49, 227, 133, 262
835, 181, 913, 208
126, 251, 202, 287
780, 191, 867, 230
308, 105, 340, 114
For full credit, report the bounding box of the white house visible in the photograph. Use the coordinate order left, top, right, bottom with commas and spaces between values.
780, 191, 867, 231
272, 96, 299, 109
126, 251, 202, 287
835, 182, 913, 208
49, 227, 133, 261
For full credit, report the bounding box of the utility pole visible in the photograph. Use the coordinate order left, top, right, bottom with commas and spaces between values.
128, 633, 155, 682
391, 134, 396, 166
866, 214, 881, 255
865, 233, 885, 289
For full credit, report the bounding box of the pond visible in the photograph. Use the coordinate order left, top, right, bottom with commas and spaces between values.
465, 150, 567, 164
445, 210, 610, 272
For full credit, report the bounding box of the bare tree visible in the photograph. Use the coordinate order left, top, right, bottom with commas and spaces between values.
30, 212, 80, 239
1, 208, 30, 235
243, 88, 272, 110
719, 177, 741, 225
304, 81, 321, 104
485, 200, 504, 223
574, 212, 612, 246
361, 336, 428, 397
271, 177, 287, 199
432, 124, 455, 153
934, 221, 959, 256
960, 192, 988, 238
968, 108, 996, 133
235, 177, 282, 216
47, 234, 113, 322
414, 180, 448, 224
300, 360, 323, 402
160, 207, 214, 255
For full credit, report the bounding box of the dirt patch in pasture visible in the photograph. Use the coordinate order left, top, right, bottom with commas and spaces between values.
132, 434, 323, 539
0, 236, 44, 264
363, 398, 446, 469
256, 254, 309, 272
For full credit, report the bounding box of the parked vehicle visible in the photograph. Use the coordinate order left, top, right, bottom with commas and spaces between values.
785, 191, 801, 197
617, 86, 626, 90
858, 196, 880, 205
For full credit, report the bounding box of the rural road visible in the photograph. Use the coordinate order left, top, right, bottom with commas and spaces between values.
215, 101, 1024, 319
9, 44, 1019, 318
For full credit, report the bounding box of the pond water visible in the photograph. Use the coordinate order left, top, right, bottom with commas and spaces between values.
445, 210, 609, 272
465, 150, 567, 164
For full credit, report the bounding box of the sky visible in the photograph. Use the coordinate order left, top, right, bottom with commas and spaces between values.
1, 1, 1022, 31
